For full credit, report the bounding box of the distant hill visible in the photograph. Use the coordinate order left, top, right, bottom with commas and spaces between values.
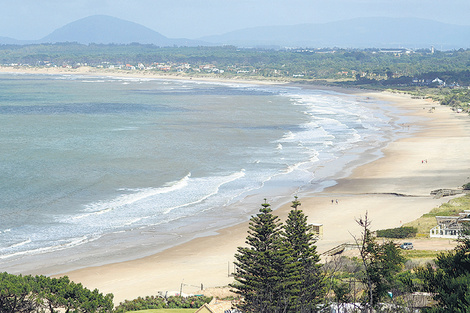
0, 36, 33, 45
1, 16, 469, 49
39, 15, 207, 47
200, 17, 470, 49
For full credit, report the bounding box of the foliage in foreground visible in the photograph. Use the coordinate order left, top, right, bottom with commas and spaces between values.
114, 295, 212, 313
231, 201, 415, 312
401, 250, 440, 260
417, 225, 470, 312
0, 273, 113, 313
355, 214, 406, 311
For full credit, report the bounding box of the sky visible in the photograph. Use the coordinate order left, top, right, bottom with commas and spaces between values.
2, 0, 470, 40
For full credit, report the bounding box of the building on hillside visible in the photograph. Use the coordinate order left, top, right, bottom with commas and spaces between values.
432, 77, 445, 86
378, 48, 413, 56
430, 210, 470, 238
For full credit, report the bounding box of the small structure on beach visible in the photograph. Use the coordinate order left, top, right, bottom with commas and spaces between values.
430, 210, 470, 238
310, 223, 324, 239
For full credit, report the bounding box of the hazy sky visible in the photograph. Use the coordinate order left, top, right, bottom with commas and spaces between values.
2, 0, 470, 40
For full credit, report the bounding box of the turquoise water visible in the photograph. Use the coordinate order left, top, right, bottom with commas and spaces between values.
0, 73, 404, 274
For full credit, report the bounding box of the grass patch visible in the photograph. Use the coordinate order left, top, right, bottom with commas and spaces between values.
123, 309, 196, 313
403, 216, 437, 237
404, 194, 470, 237
402, 250, 441, 259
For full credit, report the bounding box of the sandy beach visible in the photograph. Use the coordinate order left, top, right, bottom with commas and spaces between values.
3, 66, 469, 305
62, 91, 470, 305
0, 65, 284, 86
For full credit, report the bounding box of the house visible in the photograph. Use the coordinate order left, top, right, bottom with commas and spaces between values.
430, 210, 470, 238
378, 48, 413, 56
432, 77, 445, 87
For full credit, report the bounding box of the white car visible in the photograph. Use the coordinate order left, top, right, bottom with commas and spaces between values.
400, 242, 413, 250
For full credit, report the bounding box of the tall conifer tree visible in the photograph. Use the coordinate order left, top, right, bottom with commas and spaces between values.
231, 200, 288, 313
283, 197, 325, 312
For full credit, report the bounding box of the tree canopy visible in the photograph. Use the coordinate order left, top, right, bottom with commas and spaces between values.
231, 198, 324, 313
417, 224, 470, 312
231, 200, 287, 313
0, 273, 114, 313
283, 197, 325, 312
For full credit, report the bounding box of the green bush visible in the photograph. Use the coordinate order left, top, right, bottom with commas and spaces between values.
376, 226, 418, 238
115, 295, 212, 312
0, 272, 114, 313
463, 182, 470, 190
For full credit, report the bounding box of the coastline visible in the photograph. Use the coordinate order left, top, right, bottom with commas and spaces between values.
3, 67, 470, 304
0, 65, 286, 86
62, 91, 470, 305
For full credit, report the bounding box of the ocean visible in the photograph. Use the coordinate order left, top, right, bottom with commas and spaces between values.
0, 73, 408, 274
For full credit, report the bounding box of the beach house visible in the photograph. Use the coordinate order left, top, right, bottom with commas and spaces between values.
429, 210, 470, 238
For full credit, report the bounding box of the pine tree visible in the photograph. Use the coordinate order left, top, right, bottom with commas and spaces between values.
231, 200, 288, 313
283, 197, 325, 312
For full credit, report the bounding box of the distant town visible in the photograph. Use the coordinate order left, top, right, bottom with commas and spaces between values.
1, 43, 469, 112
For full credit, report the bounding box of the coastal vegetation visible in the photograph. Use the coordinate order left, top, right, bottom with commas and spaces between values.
416, 225, 470, 312
0, 273, 113, 312
229, 200, 470, 312
114, 296, 212, 312
0, 44, 469, 83
231, 201, 409, 312
230, 198, 325, 312
350, 214, 405, 311
375, 226, 418, 239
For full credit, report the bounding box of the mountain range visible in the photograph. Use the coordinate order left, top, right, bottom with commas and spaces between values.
1, 15, 469, 49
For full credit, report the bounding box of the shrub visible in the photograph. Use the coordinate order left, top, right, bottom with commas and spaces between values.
376, 226, 418, 238
114, 295, 212, 312
463, 182, 470, 190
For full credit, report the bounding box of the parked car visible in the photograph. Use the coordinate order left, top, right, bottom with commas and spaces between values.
400, 242, 413, 250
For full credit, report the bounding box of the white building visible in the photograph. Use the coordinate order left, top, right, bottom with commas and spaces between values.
430, 210, 470, 238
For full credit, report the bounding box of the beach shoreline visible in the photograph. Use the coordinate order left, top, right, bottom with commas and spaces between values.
63, 90, 470, 305
3, 66, 470, 305
0, 65, 287, 86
